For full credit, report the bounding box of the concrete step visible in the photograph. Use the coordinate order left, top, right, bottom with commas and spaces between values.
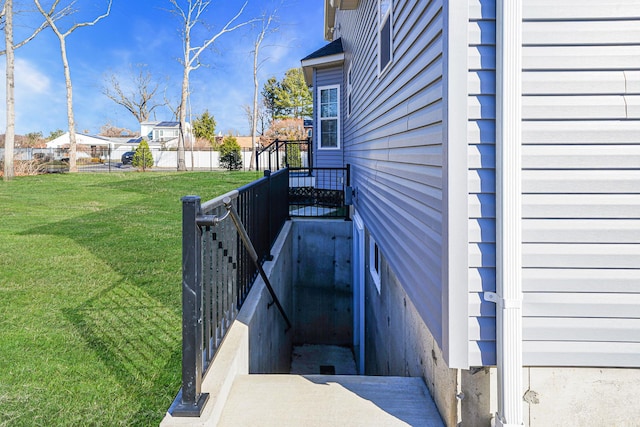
217, 374, 444, 426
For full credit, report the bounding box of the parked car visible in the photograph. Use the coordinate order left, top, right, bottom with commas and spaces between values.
121, 151, 135, 165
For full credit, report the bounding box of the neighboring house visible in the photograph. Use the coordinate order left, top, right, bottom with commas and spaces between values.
302, 1, 640, 426
141, 121, 193, 149
46, 132, 119, 149
303, 119, 313, 139
45, 132, 134, 159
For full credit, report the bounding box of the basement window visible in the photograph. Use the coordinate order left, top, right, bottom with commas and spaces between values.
369, 237, 381, 294
378, 0, 393, 75
347, 63, 353, 117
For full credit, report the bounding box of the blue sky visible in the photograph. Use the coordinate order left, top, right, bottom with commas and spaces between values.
3, 0, 326, 136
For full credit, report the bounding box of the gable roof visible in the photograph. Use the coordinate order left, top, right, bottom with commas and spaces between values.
301, 38, 344, 61
301, 38, 345, 85
155, 121, 180, 128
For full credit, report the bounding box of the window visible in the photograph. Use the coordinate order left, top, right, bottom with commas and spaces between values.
369, 237, 381, 293
378, 0, 393, 74
318, 85, 340, 149
347, 64, 353, 117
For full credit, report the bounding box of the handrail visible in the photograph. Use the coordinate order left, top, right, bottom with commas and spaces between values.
256, 138, 312, 171
223, 197, 292, 331
171, 168, 289, 417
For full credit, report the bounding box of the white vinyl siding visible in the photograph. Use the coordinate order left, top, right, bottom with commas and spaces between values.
521, 0, 640, 368
468, 0, 640, 367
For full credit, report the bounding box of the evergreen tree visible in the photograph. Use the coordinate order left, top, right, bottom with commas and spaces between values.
132, 139, 154, 170
277, 68, 312, 119
192, 110, 217, 145
262, 77, 282, 121
262, 69, 311, 120
219, 134, 242, 170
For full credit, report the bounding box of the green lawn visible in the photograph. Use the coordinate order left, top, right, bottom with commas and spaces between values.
0, 171, 260, 426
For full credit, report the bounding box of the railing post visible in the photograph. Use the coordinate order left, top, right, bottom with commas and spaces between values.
345, 164, 351, 220
172, 195, 209, 417
264, 170, 274, 261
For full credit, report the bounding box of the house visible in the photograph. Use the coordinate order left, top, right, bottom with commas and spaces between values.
45, 132, 134, 160
301, 0, 640, 426
140, 121, 193, 149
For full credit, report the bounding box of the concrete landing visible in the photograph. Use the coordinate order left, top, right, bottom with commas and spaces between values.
290, 344, 358, 375
217, 374, 444, 426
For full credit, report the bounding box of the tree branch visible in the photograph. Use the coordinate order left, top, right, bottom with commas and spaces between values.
188, 1, 256, 68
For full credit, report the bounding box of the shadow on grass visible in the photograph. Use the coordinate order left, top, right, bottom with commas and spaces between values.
15, 172, 260, 424
62, 281, 181, 424
20, 200, 185, 424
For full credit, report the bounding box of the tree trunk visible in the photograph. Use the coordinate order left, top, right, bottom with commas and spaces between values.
3, 0, 15, 181
177, 67, 189, 171
250, 43, 259, 171
60, 39, 77, 172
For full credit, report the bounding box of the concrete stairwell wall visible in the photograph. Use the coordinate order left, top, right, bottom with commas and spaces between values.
292, 219, 354, 347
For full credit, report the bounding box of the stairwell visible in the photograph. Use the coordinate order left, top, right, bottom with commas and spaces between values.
161, 220, 444, 426
217, 344, 443, 426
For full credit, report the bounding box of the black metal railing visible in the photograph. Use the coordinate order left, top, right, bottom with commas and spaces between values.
172, 168, 289, 417
288, 165, 350, 219
256, 138, 312, 172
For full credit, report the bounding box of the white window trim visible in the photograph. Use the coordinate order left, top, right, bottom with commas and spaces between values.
317, 84, 341, 150
377, 0, 393, 77
347, 63, 353, 118
369, 237, 381, 294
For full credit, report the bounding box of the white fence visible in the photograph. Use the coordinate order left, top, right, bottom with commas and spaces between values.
1, 147, 258, 171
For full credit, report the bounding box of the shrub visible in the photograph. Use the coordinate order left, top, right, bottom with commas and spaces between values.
132, 140, 154, 170
219, 134, 243, 170
285, 143, 302, 167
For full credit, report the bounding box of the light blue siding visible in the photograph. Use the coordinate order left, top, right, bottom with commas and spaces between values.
314, 67, 345, 169
467, 0, 496, 366
335, 0, 448, 349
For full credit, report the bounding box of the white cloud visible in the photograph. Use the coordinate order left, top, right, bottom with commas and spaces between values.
15, 58, 52, 95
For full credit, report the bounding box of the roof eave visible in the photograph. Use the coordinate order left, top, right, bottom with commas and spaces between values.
324, 1, 336, 41
301, 52, 345, 86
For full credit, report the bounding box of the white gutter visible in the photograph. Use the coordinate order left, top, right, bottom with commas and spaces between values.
486, 0, 524, 426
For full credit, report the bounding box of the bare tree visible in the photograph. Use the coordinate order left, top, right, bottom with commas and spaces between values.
3, 0, 16, 180
248, 10, 276, 170
168, 0, 255, 171
2, 1, 49, 181
99, 123, 137, 137
242, 102, 266, 138
34, 0, 112, 173
163, 91, 181, 121
102, 65, 166, 123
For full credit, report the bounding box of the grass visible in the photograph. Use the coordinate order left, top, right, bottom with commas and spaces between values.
0, 171, 260, 426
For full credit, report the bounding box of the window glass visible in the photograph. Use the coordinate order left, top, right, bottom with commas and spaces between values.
321, 120, 338, 148
369, 237, 381, 293
378, 0, 393, 74
318, 86, 340, 149
347, 65, 353, 116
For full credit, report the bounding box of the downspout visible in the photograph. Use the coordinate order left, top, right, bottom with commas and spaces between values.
487, 0, 524, 426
